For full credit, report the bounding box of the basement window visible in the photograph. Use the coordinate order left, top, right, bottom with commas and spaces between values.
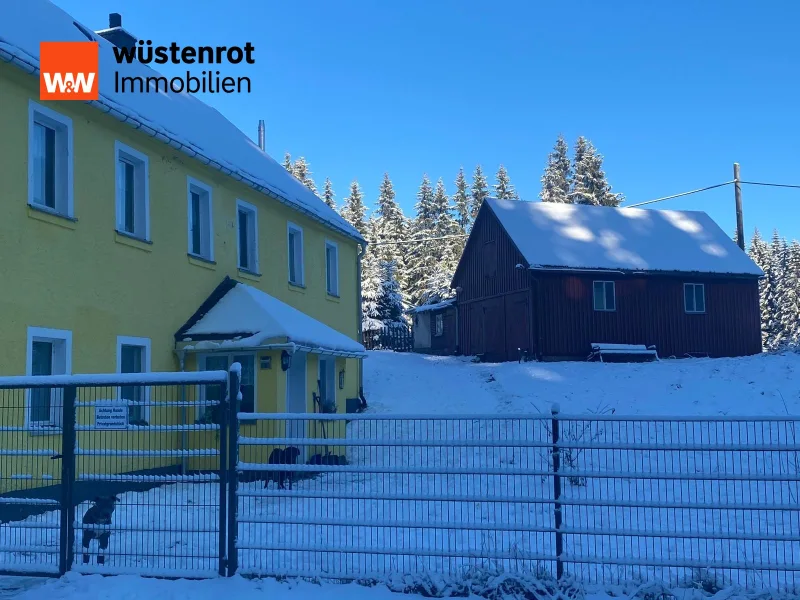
28, 101, 73, 217
593, 281, 616, 312
684, 283, 706, 314
115, 142, 150, 240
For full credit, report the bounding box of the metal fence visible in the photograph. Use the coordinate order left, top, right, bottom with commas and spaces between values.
230, 410, 800, 591
362, 326, 413, 352
0, 367, 799, 592
0, 370, 229, 579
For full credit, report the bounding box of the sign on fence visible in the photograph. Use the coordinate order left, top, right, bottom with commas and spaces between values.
94, 403, 128, 430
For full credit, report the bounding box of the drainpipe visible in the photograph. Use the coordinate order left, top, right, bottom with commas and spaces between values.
357, 242, 367, 406
177, 349, 188, 475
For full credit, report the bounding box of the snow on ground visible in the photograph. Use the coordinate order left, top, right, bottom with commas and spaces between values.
364, 350, 800, 416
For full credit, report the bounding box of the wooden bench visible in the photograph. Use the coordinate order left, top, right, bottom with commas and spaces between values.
589, 343, 659, 363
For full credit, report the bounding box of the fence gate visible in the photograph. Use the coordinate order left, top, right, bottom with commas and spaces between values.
0, 371, 229, 578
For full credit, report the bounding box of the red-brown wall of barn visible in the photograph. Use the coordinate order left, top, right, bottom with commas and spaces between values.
534, 273, 762, 359
429, 306, 458, 355
452, 204, 763, 362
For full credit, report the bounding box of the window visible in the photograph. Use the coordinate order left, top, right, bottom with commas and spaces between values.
199, 354, 255, 422
684, 283, 706, 314
117, 336, 151, 424
115, 142, 149, 240
593, 281, 616, 311
26, 327, 72, 429
434, 313, 444, 337
187, 177, 213, 260
28, 101, 73, 216
287, 223, 304, 285
325, 240, 339, 296
483, 240, 497, 277
236, 200, 258, 272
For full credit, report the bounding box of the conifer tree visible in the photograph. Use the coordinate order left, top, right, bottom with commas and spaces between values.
283, 152, 294, 175
361, 220, 383, 334
540, 135, 571, 203
376, 260, 405, 328
470, 165, 489, 219
570, 137, 624, 207
453, 167, 472, 233
322, 178, 336, 210
340, 180, 367, 236
292, 157, 317, 194
769, 231, 789, 349
406, 174, 438, 306
749, 228, 775, 348
786, 241, 800, 345
494, 165, 519, 200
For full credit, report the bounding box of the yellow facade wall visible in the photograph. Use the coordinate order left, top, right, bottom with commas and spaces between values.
0, 61, 360, 484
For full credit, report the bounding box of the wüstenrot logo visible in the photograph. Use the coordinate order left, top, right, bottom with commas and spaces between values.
39, 41, 99, 101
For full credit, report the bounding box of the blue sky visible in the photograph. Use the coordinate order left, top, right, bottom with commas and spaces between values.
55, 0, 800, 243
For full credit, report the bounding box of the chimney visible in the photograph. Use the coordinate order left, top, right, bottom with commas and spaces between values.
95, 12, 137, 50
257, 120, 266, 151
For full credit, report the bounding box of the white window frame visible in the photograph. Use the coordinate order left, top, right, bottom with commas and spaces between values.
187, 177, 214, 261
325, 240, 339, 296
116, 336, 152, 424
25, 326, 72, 430
27, 101, 74, 217
684, 283, 706, 314
434, 313, 444, 337
236, 199, 259, 273
114, 141, 150, 241
198, 353, 257, 418
287, 222, 305, 286
593, 280, 616, 312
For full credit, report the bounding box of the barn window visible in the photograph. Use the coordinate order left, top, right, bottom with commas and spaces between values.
434, 313, 444, 337
593, 281, 616, 311
483, 240, 497, 277
684, 283, 706, 313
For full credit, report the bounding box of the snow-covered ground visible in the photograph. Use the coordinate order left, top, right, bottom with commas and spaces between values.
364, 351, 800, 416
3, 351, 800, 595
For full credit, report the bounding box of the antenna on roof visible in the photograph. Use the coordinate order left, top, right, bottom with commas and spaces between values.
257, 120, 266, 152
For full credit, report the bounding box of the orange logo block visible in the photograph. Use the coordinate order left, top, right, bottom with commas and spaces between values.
40, 42, 99, 101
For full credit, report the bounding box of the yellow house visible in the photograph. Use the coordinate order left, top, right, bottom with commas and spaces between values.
0, 1, 366, 483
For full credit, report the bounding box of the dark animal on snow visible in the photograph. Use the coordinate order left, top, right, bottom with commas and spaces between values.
307, 453, 345, 466
81, 495, 119, 565
264, 446, 301, 490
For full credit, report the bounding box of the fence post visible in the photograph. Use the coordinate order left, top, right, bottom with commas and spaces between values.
59, 385, 77, 576
227, 365, 241, 576
217, 379, 228, 577
551, 403, 564, 581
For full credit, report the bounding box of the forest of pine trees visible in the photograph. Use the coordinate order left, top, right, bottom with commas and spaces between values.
282, 155, 520, 331
748, 229, 800, 350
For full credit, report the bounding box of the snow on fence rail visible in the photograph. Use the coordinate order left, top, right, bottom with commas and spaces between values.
233, 412, 800, 591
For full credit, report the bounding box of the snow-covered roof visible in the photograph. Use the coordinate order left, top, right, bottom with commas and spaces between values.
181, 281, 366, 357
485, 199, 762, 276
0, 1, 363, 244
407, 299, 456, 314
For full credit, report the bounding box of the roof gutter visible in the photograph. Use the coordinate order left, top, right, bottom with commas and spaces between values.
528, 265, 762, 278
179, 341, 367, 359
0, 44, 364, 246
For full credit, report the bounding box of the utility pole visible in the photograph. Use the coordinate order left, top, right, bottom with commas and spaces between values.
734, 163, 745, 251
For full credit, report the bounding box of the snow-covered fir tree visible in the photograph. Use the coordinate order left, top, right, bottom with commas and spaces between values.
569, 137, 624, 207
406, 174, 438, 306
540, 135, 571, 203
786, 241, 800, 345
340, 180, 367, 236
453, 167, 472, 234
291, 157, 317, 194
494, 165, 519, 200
361, 218, 383, 333
282, 152, 294, 176
376, 260, 405, 328
322, 177, 336, 210
749, 228, 776, 348
373, 173, 408, 291
769, 231, 789, 349
470, 165, 490, 219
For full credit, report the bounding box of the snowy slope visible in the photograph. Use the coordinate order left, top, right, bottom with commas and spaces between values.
364, 351, 800, 417
486, 199, 762, 276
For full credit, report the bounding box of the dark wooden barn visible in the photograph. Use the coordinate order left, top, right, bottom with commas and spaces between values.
408, 299, 458, 355
452, 199, 763, 362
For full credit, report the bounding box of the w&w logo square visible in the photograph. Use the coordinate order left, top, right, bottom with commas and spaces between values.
39, 41, 99, 100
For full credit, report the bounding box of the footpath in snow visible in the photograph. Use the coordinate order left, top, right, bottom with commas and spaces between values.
364, 350, 800, 416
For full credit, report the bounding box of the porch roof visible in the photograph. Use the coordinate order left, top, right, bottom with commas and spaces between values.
175, 277, 366, 358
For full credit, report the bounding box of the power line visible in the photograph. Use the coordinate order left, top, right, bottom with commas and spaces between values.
626, 181, 734, 208
369, 233, 467, 247
741, 181, 800, 190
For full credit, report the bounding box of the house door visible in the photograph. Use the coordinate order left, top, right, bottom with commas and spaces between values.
318, 357, 336, 412
285, 351, 308, 457
504, 291, 530, 361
